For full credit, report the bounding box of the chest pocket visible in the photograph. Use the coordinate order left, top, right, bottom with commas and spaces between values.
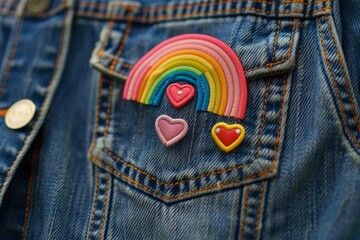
89, 12, 300, 203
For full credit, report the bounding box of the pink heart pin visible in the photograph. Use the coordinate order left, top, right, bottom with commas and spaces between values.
166, 83, 195, 108
155, 115, 189, 147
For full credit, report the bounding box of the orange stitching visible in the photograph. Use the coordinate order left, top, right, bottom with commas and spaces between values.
91, 75, 287, 199
98, 173, 110, 238
91, 154, 274, 199
269, 20, 281, 75
87, 168, 100, 240
91, 71, 287, 199
287, 19, 297, 59
121, 62, 134, 68
273, 76, 287, 159
89, 74, 104, 153
325, 14, 360, 133
140, 7, 330, 22
99, 54, 134, 69
0, 109, 7, 117
77, 2, 109, 8
317, 18, 360, 148
95, 61, 129, 79
96, 19, 294, 78
255, 80, 271, 160
104, 148, 251, 186
78, 0, 331, 11
139, 0, 330, 12
75, 7, 332, 22
97, 21, 115, 59
90, 57, 286, 199
245, 59, 287, 73
137, 8, 331, 23
240, 186, 250, 240
0, 19, 23, 96
0, 10, 68, 194
21, 146, 37, 240
90, 74, 287, 197
246, 19, 297, 73
103, 79, 113, 140
253, 181, 265, 240
110, 20, 133, 71
108, 3, 138, 11
78, 1, 107, 8
75, 11, 107, 19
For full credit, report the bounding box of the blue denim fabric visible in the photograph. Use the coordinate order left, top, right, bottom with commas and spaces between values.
0, 0, 359, 239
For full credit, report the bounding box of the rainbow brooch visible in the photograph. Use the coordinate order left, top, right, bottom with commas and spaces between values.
123, 34, 247, 152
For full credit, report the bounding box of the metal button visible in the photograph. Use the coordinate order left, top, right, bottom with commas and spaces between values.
5, 99, 36, 129
26, 0, 50, 15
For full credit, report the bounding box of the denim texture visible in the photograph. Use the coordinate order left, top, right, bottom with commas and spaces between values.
0, 0, 359, 239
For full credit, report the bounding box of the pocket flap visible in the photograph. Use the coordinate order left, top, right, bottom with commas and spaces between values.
90, 17, 299, 81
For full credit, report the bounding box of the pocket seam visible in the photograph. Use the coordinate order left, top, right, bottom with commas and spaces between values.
245, 19, 296, 74
100, 76, 281, 187
325, 15, 360, 133
91, 18, 298, 80
317, 15, 360, 149
89, 75, 287, 200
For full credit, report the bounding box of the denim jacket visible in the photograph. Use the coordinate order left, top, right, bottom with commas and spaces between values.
0, 0, 359, 239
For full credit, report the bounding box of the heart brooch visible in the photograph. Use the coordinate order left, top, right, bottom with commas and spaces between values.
166, 83, 195, 108
211, 122, 245, 153
155, 115, 189, 147
122, 34, 248, 151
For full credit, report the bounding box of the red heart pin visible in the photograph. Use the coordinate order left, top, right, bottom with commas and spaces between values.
166, 83, 195, 108
211, 123, 245, 153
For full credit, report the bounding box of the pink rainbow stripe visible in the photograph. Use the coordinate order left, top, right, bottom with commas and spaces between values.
123, 34, 247, 120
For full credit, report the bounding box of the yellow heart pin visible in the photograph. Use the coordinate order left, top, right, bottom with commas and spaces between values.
211, 122, 246, 153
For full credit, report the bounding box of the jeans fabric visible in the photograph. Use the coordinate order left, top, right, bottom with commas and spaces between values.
0, 0, 359, 239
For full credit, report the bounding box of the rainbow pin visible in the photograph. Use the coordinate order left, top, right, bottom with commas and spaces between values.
123, 34, 248, 151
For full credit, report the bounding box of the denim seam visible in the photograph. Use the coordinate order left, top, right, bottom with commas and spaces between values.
239, 185, 250, 240
324, 14, 360, 132
98, 173, 110, 239
103, 148, 251, 186
89, 74, 287, 199
253, 181, 266, 240
246, 19, 297, 74
317, 17, 360, 149
0, 18, 23, 96
97, 21, 115, 59
106, 0, 331, 12
89, 74, 104, 154
0, 9, 70, 197
110, 20, 133, 71
0, 0, 333, 18
87, 167, 100, 240
93, 18, 296, 82
255, 79, 271, 160
87, 169, 111, 240
76, 7, 332, 23
91, 153, 270, 200
88, 74, 112, 155
239, 181, 267, 239
88, 74, 112, 238
103, 79, 113, 140
20, 146, 37, 240
269, 20, 281, 75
